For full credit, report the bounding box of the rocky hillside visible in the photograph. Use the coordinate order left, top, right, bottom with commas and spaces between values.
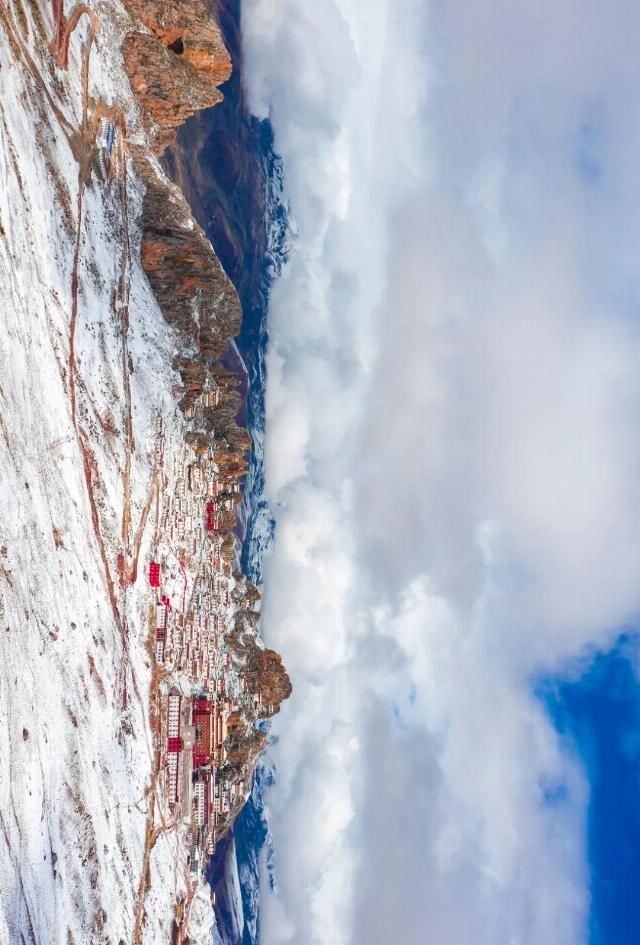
122, 0, 232, 152
0, 2, 288, 944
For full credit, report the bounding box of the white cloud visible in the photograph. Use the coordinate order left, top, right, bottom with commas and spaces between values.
241, 1, 640, 943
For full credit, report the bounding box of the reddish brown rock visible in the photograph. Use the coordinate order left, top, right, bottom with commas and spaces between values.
120, 3, 241, 411
224, 727, 268, 769
244, 648, 293, 715
122, 0, 231, 152
122, 0, 231, 82
131, 154, 242, 411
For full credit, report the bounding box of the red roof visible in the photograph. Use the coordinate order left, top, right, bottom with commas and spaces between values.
205, 501, 217, 531
149, 562, 161, 587
193, 697, 211, 714
192, 744, 211, 768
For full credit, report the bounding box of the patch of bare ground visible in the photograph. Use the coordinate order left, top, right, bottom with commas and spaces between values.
5, 128, 26, 202
87, 653, 107, 703
23, 0, 46, 43
64, 781, 98, 868
50, 164, 75, 239
65, 704, 79, 727
11, 0, 28, 37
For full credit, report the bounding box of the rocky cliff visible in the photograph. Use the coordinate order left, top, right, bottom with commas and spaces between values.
121, 0, 242, 417
245, 647, 293, 713
122, 0, 231, 153
226, 576, 292, 718
134, 153, 242, 411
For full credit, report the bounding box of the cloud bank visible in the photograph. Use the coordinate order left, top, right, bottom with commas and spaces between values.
241, 1, 640, 943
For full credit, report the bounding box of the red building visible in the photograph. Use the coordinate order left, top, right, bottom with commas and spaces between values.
149, 561, 161, 587
192, 696, 213, 769
205, 502, 219, 531
166, 690, 182, 803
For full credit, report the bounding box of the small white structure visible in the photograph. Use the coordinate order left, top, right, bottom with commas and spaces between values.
96, 118, 116, 176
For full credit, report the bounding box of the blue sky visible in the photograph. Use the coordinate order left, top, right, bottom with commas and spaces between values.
543, 637, 640, 945
237, 1, 640, 942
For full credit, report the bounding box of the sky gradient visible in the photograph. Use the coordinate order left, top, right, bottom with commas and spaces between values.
239, 2, 640, 943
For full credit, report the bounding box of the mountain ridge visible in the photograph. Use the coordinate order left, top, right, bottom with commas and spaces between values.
0, 2, 289, 942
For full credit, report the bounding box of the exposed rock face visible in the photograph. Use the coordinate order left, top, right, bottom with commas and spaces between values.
224, 724, 268, 769
244, 647, 293, 714
224, 633, 293, 717
133, 154, 242, 410
123, 0, 231, 79
174, 357, 208, 411
163, 0, 270, 308
122, 0, 231, 152
120, 1, 242, 415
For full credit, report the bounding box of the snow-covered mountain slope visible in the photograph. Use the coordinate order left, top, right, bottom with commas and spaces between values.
0, 4, 190, 943
0, 2, 290, 943
1, 26, 171, 945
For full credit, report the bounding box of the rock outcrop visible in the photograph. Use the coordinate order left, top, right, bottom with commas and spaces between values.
122, 0, 231, 152
225, 621, 293, 719
224, 723, 268, 769
123, 0, 231, 80
244, 647, 293, 715
120, 0, 242, 414
133, 154, 242, 410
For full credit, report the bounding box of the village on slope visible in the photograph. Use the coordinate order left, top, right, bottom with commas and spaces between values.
148, 369, 290, 888
102, 0, 294, 925
0, 0, 291, 941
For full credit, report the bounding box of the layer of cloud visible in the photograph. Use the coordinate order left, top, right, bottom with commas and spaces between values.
241, 1, 640, 943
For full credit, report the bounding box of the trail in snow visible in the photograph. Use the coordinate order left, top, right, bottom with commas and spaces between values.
0, 5, 194, 940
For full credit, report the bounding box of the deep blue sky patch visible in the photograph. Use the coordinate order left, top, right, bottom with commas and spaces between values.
541, 637, 640, 945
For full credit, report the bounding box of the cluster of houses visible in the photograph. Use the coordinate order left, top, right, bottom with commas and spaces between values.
162, 687, 247, 854
148, 396, 251, 864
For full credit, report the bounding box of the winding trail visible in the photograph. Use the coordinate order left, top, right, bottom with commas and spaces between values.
50, 1, 97, 70
0, 7, 73, 138
48, 10, 167, 934
62, 8, 130, 658
5, 5, 202, 937
52, 1, 151, 710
